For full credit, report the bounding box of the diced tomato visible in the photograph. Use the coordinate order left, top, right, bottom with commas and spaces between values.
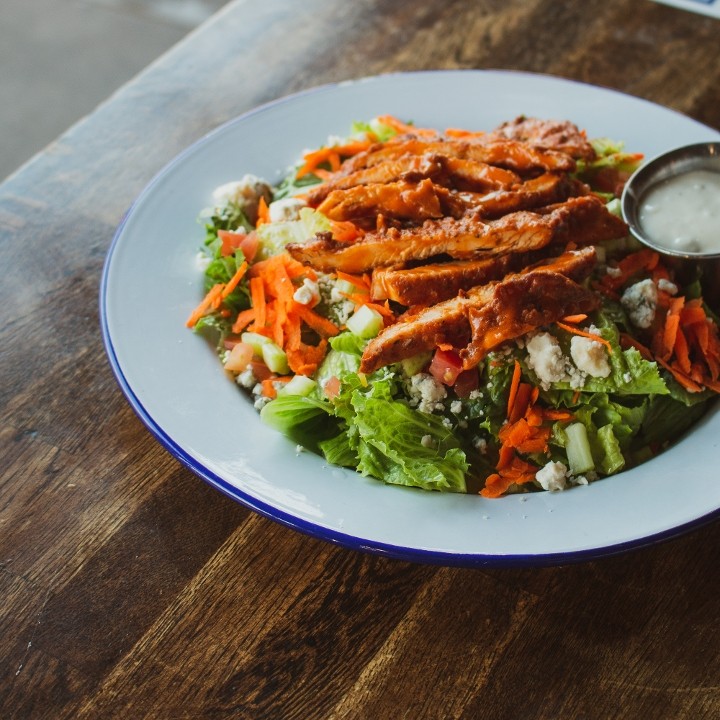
453, 369, 479, 398
249, 359, 274, 381
588, 167, 630, 198
429, 348, 463, 386
323, 375, 341, 399
224, 342, 254, 372
218, 229, 259, 261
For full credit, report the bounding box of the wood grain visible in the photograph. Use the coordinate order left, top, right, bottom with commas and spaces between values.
1, 0, 719, 717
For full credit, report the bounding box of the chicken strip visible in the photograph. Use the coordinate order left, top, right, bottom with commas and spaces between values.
359, 248, 598, 373
286, 196, 619, 274
436, 172, 585, 219
305, 154, 521, 205
371, 254, 521, 306
340, 137, 576, 175
491, 116, 596, 160
316, 178, 443, 223
460, 271, 599, 369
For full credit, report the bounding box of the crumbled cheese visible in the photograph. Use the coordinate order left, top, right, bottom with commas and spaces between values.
268, 197, 306, 223
468, 389, 483, 400
212, 174, 272, 222
236, 365, 257, 389
473, 437, 488, 454
657, 278, 678, 296
623, 371, 632, 384
421, 434, 435, 448
621, 279, 658, 329
535, 460, 568, 492
295, 444, 305, 454
318, 274, 355, 326
450, 400, 463, 414
605, 265, 622, 278
570, 332, 611, 378
293, 278, 320, 306
441, 417, 453, 429
526, 332, 569, 389
406, 372, 447, 413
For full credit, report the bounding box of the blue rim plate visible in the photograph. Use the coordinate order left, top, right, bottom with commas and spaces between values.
100, 70, 720, 567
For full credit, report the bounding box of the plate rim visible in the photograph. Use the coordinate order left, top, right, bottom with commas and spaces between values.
100, 69, 720, 567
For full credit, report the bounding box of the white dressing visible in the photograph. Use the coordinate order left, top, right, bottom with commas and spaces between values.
639, 169, 720, 254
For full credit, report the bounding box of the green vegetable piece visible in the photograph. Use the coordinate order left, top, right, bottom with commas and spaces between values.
346, 305, 384, 339
278, 375, 316, 397
241, 331, 271, 357
262, 342, 290, 375
565, 422, 595, 475
400, 351, 432, 377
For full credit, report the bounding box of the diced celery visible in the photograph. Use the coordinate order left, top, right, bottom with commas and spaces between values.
400, 351, 432, 377
564, 422, 595, 475
299, 207, 332, 236
262, 342, 290, 375
346, 305, 384, 339
278, 375, 317, 397
241, 331, 271, 357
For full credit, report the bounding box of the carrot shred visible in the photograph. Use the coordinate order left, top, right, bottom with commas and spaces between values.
249, 276, 267, 330
561, 314, 588, 324
256, 196, 270, 226
336, 270, 370, 290
294, 305, 340, 338
231, 307, 256, 334
556, 322, 613, 354
186, 284, 225, 328
221, 260, 249, 298
375, 114, 437, 138
506, 360, 522, 418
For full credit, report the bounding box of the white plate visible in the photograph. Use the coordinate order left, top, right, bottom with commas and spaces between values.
101, 70, 720, 566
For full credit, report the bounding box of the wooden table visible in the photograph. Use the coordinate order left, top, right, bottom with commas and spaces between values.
2, 1, 719, 717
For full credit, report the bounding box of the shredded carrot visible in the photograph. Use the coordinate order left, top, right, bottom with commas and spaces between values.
249, 276, 267, 330
657, 357, 703, 393
336, 270, 370, 290
296, 139, 373, 179
543, 409, 575, 421
294, 305, 340, 338
506, 360, 522, 418
231, 307, 255, 333
186, 284, 225, 328
674, 326, 692, 374
364, 301, 395, 320
561, 314, 588, 324
556, 322, 613, 354
256, 196, 270, 226
221, 261, 249, 298
509, 384, 533, 424
375, 115, 437, 138
445, 128, 486, 139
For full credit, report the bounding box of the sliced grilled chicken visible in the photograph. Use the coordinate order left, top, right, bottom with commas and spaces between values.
491, 117, 597, 160
316, 178, 443, 223
286, 196, 619, 274
436, 172, 585, 219
371, 255, 519, 306
359, 248, 598, 373
339, 137, 576, 175
460, 271, 599, 369
305, 154, 522, 205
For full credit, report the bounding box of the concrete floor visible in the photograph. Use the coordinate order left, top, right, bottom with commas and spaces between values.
0, 0, 230, 182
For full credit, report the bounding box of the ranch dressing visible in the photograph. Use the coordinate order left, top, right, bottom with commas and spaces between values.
639, 169, 720, 254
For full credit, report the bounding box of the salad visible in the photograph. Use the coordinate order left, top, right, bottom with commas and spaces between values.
187, 115, 720, 498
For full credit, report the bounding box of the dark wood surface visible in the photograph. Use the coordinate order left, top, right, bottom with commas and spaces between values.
2, 1, 719, 717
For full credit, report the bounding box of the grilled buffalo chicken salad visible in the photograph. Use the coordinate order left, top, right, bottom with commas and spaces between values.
186, 115, 720, 498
